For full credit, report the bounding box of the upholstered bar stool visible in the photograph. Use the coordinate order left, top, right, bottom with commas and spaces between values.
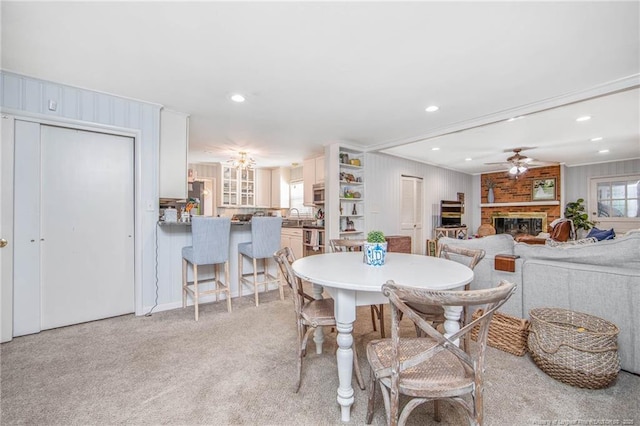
182, 217, 232, 321
238, 216, 284, 306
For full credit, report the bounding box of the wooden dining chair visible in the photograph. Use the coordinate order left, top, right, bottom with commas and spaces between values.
329, 239, 386, 338
409, 244, 485, 352
273, 247, 365, 392
366, 279, 516, 426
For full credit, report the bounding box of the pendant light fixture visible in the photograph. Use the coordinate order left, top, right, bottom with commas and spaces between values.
228, 151, 256, 170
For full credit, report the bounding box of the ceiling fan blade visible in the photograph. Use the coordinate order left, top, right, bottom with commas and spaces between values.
527, 160, 559, 166
502, 146, 536, 154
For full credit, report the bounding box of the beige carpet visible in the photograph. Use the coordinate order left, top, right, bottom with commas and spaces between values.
2, 289, 638, 425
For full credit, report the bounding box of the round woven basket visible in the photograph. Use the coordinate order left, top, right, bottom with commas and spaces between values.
528, 308, 620, 389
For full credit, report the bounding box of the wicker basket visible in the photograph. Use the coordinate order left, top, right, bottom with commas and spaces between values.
471, 309, 530, 356
528, 308, 620, 389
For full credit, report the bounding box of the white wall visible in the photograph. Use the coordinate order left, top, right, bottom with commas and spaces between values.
564, 159, 640, 202
363, 152, 475, 242
0, 71, 162, 316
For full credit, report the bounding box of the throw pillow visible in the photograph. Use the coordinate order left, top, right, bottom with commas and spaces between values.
545, 237, 598, 247
586, 227, 616, 241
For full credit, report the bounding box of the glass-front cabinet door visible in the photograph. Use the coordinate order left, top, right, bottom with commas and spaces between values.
240, 168, 255, 206
220, 166, 255, 207
222, 166, 238, 206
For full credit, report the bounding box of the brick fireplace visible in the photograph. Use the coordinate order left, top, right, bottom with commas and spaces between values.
492, 212, 548, 237
481, 166, 561, 236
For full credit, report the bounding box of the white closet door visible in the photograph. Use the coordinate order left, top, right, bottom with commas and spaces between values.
40, 126, 134, 329
400, 176, 424, 254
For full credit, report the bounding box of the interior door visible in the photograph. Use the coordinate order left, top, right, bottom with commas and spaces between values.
39, 125, 135, 330
1, 115, 14, 342
400, 176, 424, 254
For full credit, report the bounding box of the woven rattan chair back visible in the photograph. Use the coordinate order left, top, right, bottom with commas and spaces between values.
366, 279, 516, 426
274, 247, 307, 319
273, 247, 365, 392
409, 245, 486, 349
437, 244, 486, 270
329, 238, 365, 252
329, 238, 386, 337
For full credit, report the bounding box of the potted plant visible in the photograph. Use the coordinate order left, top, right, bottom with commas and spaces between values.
364, 230, 388, 266
564, 198, 596, 239
484, 177, 497, 203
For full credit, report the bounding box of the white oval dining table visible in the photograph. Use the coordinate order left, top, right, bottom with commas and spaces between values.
291, 251, 474, 422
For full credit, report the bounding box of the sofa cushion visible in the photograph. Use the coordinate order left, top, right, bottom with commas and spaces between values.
586, 227, 616, 241
514, 232, 640, 270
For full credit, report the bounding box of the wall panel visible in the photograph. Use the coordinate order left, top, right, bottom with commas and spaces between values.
1, 70, 162, 316
565, 159, 640, 202
364, 153, 474, 243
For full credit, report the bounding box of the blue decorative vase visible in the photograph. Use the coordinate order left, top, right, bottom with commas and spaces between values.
488, 187, 495, 204
364, 242, 388, 266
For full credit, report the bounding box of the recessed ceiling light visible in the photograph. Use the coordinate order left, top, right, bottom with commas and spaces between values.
432, 147, 440, 151
590, 137, 603, 142
576, 116, 591, 122
598, 149, 610, 154
465, 158, 472, 161
230, 93, 246, 103
425, 105, 439, 112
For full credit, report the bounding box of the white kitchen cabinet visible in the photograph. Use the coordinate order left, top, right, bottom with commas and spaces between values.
255, 169, 271, 208
281, 228, 303, 259
159, 109, 189, 199
303, 155, 324, 206
271, 167, 290, 208
219, 165, 255, 207
315, 156, 325, 183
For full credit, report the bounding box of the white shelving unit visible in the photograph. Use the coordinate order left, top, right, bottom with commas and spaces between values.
338, 149, 365, 237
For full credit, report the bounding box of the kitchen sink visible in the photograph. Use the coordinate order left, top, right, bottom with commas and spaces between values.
282, 219, 316, 228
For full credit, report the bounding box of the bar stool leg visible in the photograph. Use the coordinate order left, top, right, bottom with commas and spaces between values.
225, 260, 232, 313
182, 258, 187, 308
237, 252, 243, 298
193, 264, 199, 321
253, 258, 259, 307
213, 263, 220, 302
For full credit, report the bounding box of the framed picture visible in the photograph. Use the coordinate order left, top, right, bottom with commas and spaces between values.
532, 178, 556, 201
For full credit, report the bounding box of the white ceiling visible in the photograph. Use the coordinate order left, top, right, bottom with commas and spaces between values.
2, 1, 639, 173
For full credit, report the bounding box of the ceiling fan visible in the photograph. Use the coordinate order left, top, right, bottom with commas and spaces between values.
485, 147, 557, 178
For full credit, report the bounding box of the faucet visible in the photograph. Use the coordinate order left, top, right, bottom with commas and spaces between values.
288, 208, 300, 219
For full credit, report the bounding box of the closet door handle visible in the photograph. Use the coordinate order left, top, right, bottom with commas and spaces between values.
0, 238, 7, 248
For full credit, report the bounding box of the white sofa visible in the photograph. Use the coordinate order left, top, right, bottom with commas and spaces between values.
438, 231, 640, 375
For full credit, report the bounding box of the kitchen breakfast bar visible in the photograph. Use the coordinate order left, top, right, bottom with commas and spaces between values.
156, 220, 282, 310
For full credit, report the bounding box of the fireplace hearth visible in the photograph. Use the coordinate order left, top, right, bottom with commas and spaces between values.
492, 212, 548, 237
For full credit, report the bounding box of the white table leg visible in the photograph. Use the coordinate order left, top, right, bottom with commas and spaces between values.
312, 283, 325, 354
443, 305, 463, 346
332, 288, 357, 423
336, 320, 355, 422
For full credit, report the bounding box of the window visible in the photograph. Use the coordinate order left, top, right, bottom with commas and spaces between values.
289, 182, 314, 218
595, 177, 639, 218
589, 174, 640, 234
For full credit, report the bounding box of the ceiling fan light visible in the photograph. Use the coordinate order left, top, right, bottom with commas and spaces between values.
509, 166, 518, 175
518, 166, 527, 173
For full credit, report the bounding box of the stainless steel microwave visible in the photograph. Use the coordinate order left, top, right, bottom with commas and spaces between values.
312, 183, 325, 205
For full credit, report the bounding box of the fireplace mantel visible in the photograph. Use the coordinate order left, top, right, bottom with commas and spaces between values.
480, 201, 560, 207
